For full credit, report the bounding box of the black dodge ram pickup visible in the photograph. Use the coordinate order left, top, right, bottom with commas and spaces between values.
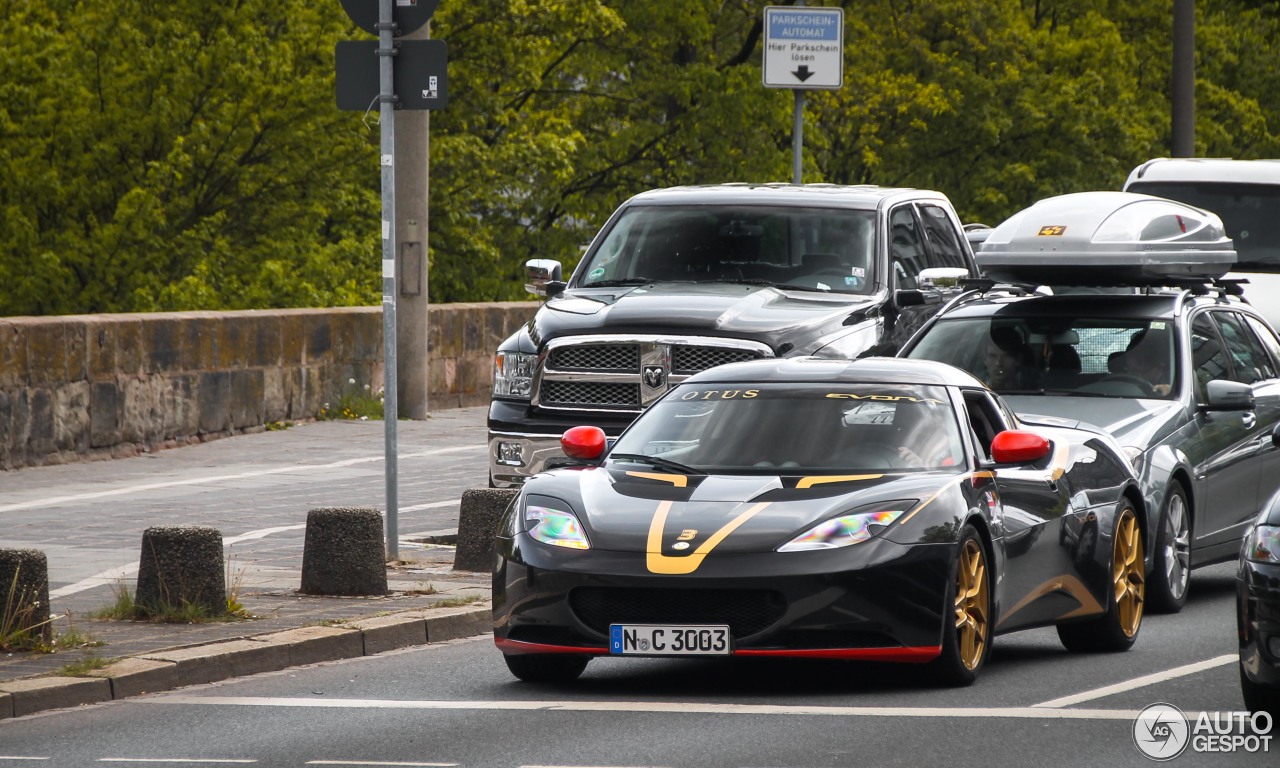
488, 183, 979, 486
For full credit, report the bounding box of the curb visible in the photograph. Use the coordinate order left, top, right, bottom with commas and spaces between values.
0, 602, 492, 721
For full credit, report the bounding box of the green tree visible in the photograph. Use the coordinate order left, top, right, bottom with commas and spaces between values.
428, 0, 794, 302
0, 0, 380, 315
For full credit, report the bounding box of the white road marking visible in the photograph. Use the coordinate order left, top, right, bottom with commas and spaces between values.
147, 696, 1152, 721
306, 762, 457, 767
98, 760, 257, 764
0, 759, 50, 762
49, 511, 458, 599
1031, 654, 1236, 708
399, 500, 460, 512
49, 563, 139, 599
223, 526, 306, 545
0, 445, 482, 514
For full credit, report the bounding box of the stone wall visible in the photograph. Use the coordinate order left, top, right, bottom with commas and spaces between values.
0, 303, 539, 470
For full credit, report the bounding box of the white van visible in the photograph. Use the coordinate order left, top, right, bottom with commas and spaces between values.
1124, 158, 1280, 326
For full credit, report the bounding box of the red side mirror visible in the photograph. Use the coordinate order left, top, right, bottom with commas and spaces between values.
561, 426, 607, 460
990, 430, 1051, 464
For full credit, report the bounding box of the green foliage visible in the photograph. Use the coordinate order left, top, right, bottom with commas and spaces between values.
0, 0, 379, 315
2, 1, 1279, 313
55, 655, 113, 677
316, 378, 385, 420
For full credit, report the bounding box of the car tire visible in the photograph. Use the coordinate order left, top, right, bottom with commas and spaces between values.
1240, 659, 1280, 720
927, 525, 991, 687
1058, 503, 1145, 653
503, 653, 590, 683
1148, 484, 1191, 614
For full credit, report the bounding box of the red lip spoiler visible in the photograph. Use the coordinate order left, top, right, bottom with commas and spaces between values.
495, 638, 941, 663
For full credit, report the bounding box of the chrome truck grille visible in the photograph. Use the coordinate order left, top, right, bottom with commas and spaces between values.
533, 335, 773, 412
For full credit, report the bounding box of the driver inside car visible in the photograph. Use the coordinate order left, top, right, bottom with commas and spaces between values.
1119, 328, 1173, 396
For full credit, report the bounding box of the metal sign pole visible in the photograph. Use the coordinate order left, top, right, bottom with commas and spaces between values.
378, 0, 400, 561
792, 0, 805, 184
792, 90, 804, 184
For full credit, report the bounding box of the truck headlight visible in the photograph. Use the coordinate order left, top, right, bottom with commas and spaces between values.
493, 351, 537, 398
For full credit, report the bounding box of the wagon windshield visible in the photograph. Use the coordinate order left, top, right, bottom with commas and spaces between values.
608, 383, 965, 473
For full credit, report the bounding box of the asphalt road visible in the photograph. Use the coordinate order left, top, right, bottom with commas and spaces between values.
0, 564, 1268, 767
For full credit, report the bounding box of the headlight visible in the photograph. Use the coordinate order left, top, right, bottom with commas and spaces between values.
1122, 446, 1145, 476
1245, 525, 1280, 564
493, 351, 537, 398
526, 503, 591, 550
778, 501, 915, 552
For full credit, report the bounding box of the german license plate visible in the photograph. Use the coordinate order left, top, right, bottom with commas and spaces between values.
609, 624, 731, 656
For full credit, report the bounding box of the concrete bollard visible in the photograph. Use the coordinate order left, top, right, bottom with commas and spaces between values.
0, 549, 52, 644
300, 507, 388, 596
453, 488, 519, 572
135, 526, 226, 616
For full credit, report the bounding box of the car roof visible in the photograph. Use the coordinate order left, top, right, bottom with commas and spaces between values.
621, 183, 941, 210
931, 289, 1250, 322
1126, 158, 1280, 186
682, 356, 984, 388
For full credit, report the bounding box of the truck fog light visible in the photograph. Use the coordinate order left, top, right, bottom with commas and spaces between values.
497, 441, 525, 467
1269, 636, 1280, 659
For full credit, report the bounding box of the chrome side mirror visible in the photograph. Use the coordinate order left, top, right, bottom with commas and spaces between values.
525, 259, 564, 298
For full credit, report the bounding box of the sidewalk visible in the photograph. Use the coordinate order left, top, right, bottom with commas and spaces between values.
0, 407, 497, 719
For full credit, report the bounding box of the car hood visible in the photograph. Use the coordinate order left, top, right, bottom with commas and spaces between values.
525, 466, 953, 555
1005, 395, 1187, 451
532, 282, 877, 354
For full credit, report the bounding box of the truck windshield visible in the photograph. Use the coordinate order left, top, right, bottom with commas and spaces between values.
608, 383, 964, 473
578, 205, 876, 294
1125, 181, 1280, 270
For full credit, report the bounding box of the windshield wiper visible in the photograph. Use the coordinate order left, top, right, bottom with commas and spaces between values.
608, 452, 703, 475
580, 279, 653, 288
715, 278, 777, 286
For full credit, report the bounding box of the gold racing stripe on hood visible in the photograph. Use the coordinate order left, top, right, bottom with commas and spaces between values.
626, 471, 689, 488
646, 500, 772, 575
796, 474, 883, 489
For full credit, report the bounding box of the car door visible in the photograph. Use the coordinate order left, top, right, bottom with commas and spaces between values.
961, 390, 1073, 632
1217, 310, 1280, 534
1189, 310, 1268, 551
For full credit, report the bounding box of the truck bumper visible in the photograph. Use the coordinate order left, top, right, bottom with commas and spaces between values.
488, 399, 637, 487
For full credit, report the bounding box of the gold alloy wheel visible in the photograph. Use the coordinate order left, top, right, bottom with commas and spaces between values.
954, 538, 989, 671
1113, 507, 1145, 638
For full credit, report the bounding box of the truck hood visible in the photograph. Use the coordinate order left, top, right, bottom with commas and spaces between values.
1004, 395, 1188, 451
533, 282, 878, 353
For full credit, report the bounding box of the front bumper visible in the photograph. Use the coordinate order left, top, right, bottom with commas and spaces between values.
488, 399, 637, 487
1238, 557, 1280, 688
493, 532, 952, 662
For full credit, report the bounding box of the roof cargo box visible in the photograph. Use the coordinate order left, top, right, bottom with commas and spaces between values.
977, 191, 1237, 286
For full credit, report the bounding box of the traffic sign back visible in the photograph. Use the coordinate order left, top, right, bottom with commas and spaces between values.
340, 0, 439, 38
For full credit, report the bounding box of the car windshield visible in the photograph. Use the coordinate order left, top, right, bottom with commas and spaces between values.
906, 315, 1178, 399
576, 204, 876, 294
1125, 181, 1280, 270
608, 383, 966, 473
